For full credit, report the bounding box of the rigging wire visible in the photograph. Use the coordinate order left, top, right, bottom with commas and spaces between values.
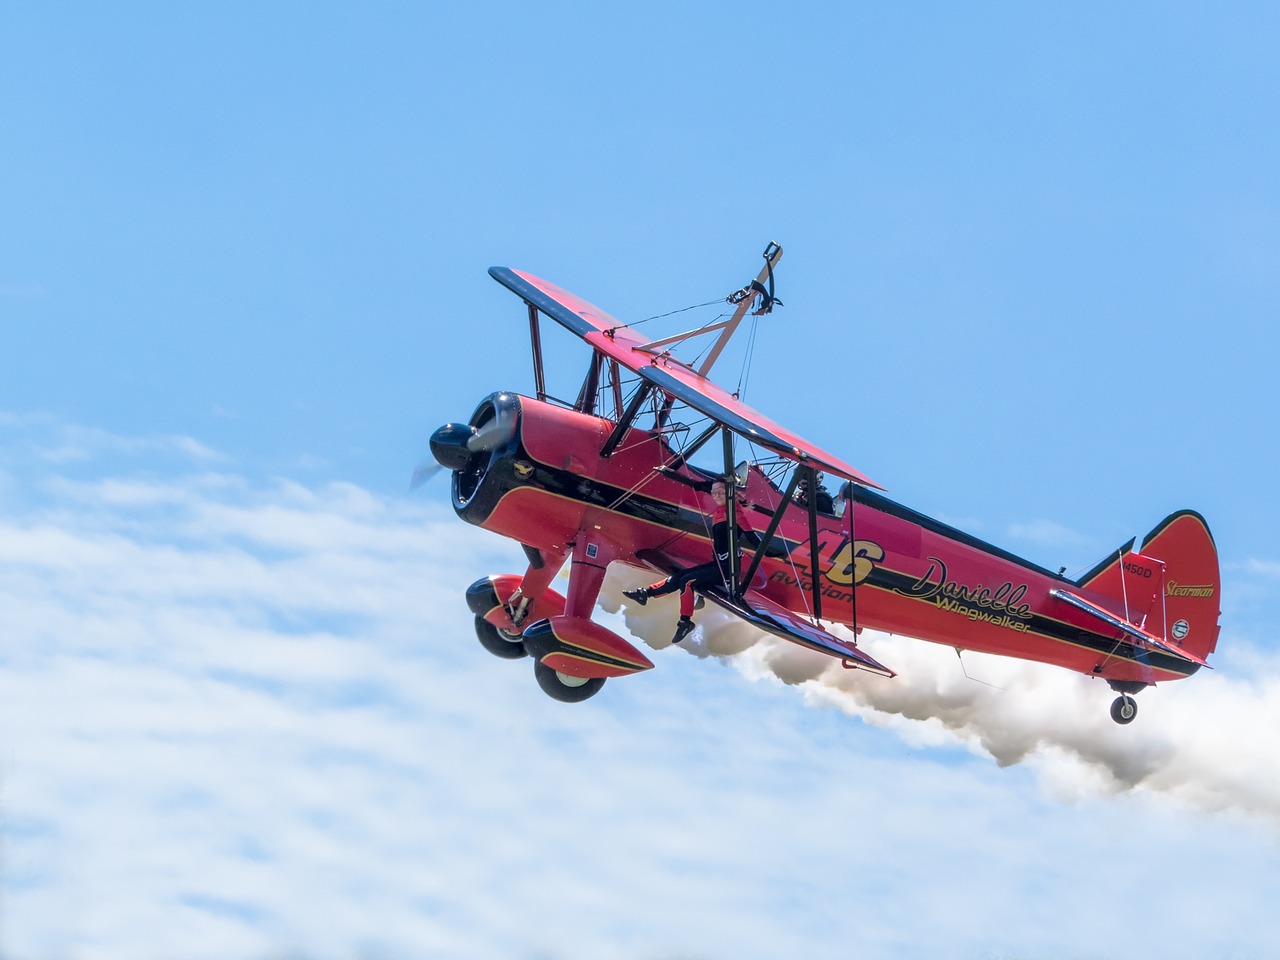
954, 649, 1008, 690
600, 283, 776, 586
635, 298, 725, 324
735, 313, 760, 399
742, 438, 818, 622
681, 311, 732, 369
678, 419, 718, 552
602, 406, 714, 513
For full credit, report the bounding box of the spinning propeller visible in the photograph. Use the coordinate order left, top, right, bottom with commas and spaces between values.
408, 461, 445, 491
413, 409, 513, 492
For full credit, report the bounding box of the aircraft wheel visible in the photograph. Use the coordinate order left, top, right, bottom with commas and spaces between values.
1110, 694, 1138, 725
474, 615, 528, 660
534, 660, 604, 703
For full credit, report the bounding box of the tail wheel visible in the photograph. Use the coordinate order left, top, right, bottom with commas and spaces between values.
534, 660, 604, 703
474, 616, 528, 660
1110, 694, 1138, 725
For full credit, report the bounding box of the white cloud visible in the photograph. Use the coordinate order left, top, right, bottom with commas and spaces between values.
609, 578, 1280, 824
1240, 557, 1280, 579
1007, 517, 1096, 549
0, 413, 227, 470
1, 433, 1278, 959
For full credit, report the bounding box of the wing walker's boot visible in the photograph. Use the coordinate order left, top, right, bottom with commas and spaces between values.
672, 616, 695, 644
623, 587, 650, 606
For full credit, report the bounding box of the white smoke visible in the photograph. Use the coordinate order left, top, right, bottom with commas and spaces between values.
601, 565, 1280, 824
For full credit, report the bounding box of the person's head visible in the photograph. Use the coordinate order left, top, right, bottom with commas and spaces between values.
710, 482, 727, 505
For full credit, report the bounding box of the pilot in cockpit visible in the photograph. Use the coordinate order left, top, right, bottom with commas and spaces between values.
793, 471, 836, 515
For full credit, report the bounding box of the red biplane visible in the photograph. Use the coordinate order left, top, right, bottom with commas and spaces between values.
429, 244, 1220, 723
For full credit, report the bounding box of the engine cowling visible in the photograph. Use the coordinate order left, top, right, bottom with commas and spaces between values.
430, 392, 522, 524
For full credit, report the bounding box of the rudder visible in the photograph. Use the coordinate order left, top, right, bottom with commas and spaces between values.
1140, 510, 1221, 660
1078, 510, 1221, 661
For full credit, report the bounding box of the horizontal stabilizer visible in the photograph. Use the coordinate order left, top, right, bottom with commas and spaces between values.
702, 585, 895, 677
1049, 588, 1210, 668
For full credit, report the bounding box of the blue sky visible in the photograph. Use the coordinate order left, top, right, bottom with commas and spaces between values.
3, 4, 1280, 958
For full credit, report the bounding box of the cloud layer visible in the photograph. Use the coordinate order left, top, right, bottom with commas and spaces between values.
605, 564, 1280, 824
2, 439, 1279, 959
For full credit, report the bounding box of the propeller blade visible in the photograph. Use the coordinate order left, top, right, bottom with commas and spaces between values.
409, 461, 445, 492
466, 421, 507, 453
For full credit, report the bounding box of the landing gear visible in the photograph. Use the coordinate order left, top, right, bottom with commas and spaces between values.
1106, 680, 1146, 725
465, 573, 565, 662
534, 660, 605, 703
465, 537, 649, 704
1110, 694, 1138, 725
473, 615, 528, 660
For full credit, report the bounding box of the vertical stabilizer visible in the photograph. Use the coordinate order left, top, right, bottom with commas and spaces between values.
1139, 511, 1221, 660
1077, 511, 1220, 661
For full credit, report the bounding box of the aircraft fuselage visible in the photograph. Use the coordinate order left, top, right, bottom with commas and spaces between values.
446, 390, 1202, 688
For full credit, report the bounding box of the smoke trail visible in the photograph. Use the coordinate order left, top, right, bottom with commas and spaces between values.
600, 567, 1280, 823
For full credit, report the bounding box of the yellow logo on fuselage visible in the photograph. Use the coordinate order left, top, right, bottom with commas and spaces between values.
822, 539, 885, 586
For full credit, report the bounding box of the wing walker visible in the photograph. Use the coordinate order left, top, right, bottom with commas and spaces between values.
429, 244, 1220, 723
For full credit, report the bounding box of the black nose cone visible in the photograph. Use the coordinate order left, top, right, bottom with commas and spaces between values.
430, 422, 475, 472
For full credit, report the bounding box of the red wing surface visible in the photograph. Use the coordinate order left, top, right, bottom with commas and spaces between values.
701, 584, 895, 677
490, 267, 882, 488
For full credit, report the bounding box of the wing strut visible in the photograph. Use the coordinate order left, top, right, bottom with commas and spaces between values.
575, 352, 602, 414
527, 302, 546, 402
734, 462, 826, 622
722, 428, 740, 598
698, 242, 783, 375
489, 256, 882, 487
805, 466, 822, 621
848, 487, 859, 632
630, 242, 784, 377
670, 422, 721, 470
737, 464, 806, 600
600, 383, 654, 459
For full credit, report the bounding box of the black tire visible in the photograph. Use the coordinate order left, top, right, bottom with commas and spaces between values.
1110, 695, 1138, 725
534, 660, 605, 703
474, 615, 528, 660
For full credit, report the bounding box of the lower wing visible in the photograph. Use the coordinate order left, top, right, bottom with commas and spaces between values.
635, 549, 894, 677
701, 586, 895, 677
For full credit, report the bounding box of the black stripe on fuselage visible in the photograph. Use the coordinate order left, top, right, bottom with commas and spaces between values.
474, 450, 1197, 679
848, 486, 1068, 582
853, 563, 1198, 678
842, 490, 1200, 677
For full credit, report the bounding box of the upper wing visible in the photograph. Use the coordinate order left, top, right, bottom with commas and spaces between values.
490, 267, 882, 489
